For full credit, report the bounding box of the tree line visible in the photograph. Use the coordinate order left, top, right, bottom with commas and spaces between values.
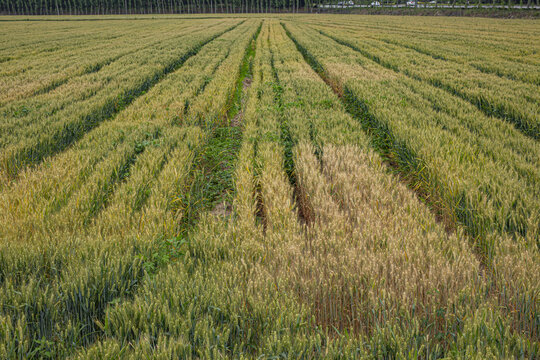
0, 0, 316, 14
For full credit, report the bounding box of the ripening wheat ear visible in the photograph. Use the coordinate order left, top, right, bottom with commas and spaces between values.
1, 16, 539, 360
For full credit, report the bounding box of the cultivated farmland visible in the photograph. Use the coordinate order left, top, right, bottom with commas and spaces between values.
0, 15, 539, 359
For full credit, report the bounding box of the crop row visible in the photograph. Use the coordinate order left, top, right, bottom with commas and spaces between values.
0, 20, 227, 105
0, 19, 260, 358
284, 21, 540, 246
0, 19, 241, 180
72, 20, 540, 358
0, 19, 236, 138
284, 19, 539, 341
0, 16, 538, 359
378, 34, 540, 86
308, 16, 540, 85
301, 15, 540, 52
270, 21, 538, 356
70, 20, 323, 359
306, 24, 540, 140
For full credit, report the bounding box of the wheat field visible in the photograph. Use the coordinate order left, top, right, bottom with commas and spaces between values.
0, 15, 539, 359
